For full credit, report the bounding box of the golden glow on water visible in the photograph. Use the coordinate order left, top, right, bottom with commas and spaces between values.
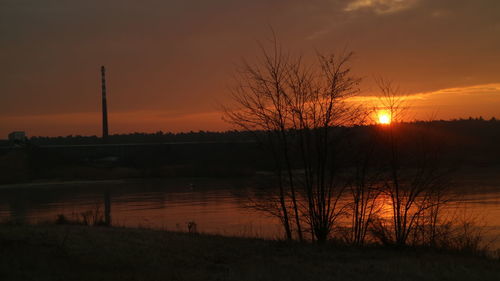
0, 179, 499, 246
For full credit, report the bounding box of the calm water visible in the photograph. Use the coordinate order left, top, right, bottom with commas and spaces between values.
0, 174, 499, 246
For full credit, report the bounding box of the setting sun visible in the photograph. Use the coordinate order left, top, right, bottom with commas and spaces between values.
377, 112, 392, 125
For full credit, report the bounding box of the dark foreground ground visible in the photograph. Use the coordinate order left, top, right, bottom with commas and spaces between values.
0, 225, 499, 281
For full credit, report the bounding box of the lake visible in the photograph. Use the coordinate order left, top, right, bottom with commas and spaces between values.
0, 172, 499, 248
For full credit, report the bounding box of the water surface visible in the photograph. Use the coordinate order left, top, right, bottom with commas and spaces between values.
0, 175, 499, 247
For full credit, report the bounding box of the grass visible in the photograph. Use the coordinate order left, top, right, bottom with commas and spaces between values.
0, 224, 499, 281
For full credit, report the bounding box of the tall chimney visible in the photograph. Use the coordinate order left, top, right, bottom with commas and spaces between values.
101, 66, 109, 141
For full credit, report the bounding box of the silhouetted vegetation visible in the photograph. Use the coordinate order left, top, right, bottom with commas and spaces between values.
224, 40, 363, 242
0, 119, 499, 184
17, 130, 259, 146
0, 117, 497, 149
0, 224, 498, 281
220, 40, 500, 248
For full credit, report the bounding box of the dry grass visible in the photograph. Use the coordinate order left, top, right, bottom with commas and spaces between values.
0, 224, 498, 281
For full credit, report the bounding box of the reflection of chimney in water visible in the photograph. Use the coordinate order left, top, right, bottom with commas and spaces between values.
101, 66, 109, 141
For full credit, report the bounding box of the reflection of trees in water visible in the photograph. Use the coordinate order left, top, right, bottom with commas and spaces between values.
0, 183, 121, 223
1, 178, 498, 250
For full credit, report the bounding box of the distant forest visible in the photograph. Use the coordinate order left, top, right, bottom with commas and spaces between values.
0, 119, 498, 184
4, 130, 256, 146
1, 118, 498, 146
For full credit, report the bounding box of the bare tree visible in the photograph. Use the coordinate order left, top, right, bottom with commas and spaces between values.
224, 38, 362, 242
373, 79, 450, 246
346, 129, 384, 245
223, 39, 297, 240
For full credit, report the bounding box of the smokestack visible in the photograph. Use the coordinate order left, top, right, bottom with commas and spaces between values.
101, 66, 109, 141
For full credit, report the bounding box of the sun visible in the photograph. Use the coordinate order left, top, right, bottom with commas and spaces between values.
377, 111, 392, 125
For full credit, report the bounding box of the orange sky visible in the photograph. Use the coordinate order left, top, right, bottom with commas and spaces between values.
1, 0, 499, 137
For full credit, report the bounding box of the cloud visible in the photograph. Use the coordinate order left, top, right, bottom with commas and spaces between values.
344, 0, 419, 14
351, 83, 500, 102
349, 83, 500, 120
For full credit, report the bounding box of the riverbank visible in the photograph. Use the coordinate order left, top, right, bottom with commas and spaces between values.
0, 225, 498, 281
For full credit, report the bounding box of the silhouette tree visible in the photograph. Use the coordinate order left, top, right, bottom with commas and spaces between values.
372, 80, 451, 246
224, 37, 362, 242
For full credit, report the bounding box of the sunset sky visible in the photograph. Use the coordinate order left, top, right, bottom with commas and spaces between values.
1, 0, 499, 137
